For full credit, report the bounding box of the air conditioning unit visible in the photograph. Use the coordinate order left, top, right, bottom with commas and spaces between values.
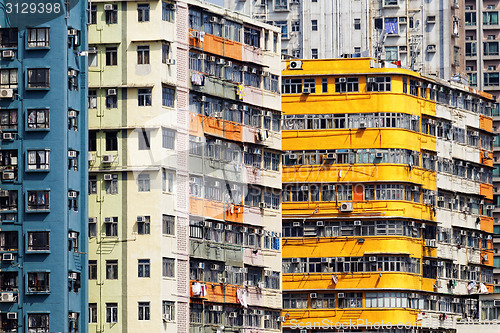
302, 87, 310, 94
225, 225, 232, 231
310, 293, 317, 298
89, 217, 97, 223
104, 217, 113, 223
2, 253, 14, 261
354, 220, 362, 226
0, 292, 14, 302
339, 202, 353, 212
208, 56, 216, 62
494, 300, 500, 307
300, 185, 309, 191
437, 196, 445, 201
68, 69, 77, 77
224, 61, 232, 67
68, 191, 77, 198
102, 174, 113, 181
291, 258, 300, 263
261, 71, 270, 77
339, 78, 346, 83
68, 150, 77, 158
216, 58, 225, 65
316, 221, 324, 227
292, 222, 301, 227
104, 4, 114, 11
68, 110, 78, 118
369, 256, 377, 262
338, 292, 345, 298
2, 171, 14, 180
213, 112, 223, 118
241, 227, 248, 233
229, 312, 237, 318
259, 202, 266, 209
215, 223, 223, 230
2, 133, 13, 140
263, 314, 270, 320
2, 50, 14, 58
166, 59, 176, 65
486, 205, 495, 210
325, 153, 337, 160
359, 121, 367, 129
210, 264, 219, 270
0, 190, 9, 197
191, 30, 200, 39
0, 89, 13, 99
210, 16, 218, 23
375, 152, 383, 158
289, 154, 297, 160
10, 157, 17, 166
240, 65, 248, 72
250, 68, 257, 74
102, 155, 113, 163
427, 16, 436, 23
289, 60, 302, 70
136, 216, 146, 223
427, 45, 436, 52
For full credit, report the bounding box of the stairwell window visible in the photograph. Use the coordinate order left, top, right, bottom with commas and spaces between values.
385, 46, 398, 61
162, 214, 175, 235
137, 4, 150, 22
339, 292, 362, 308
27, 231, 49, 251
311, 20, 318, 31
137, 174, 150, 192
106, 260, 118, 279
104, 217, 118, 237
106, 303, 118, 323
162, 2, 175, 22
137, 45, 150, 64
163, 258, 175, 277
27, 150, 50, 170
27, 272, 49, 292
27, 28, 50, 48
105, 47, 117, 66
138, 302, 151, 321
138, 129, 151, 150
27, 68, 49, 88
27, 191, 49, 210
89, 303, 97, 323
138, 259, 150, 277
162, 86, 175, 107
89, 261, 97, 280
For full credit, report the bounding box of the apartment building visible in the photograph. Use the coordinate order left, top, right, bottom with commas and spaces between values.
280, 58, 495, 332
87, 0, 282, 332
0, 1, 88, 332
226, 0, 466, 79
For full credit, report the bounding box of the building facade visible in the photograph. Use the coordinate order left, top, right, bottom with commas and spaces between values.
0, 1, 88, 332
87, 0, 282, 332
225, 0, 467, 80
281, 58, 495, 332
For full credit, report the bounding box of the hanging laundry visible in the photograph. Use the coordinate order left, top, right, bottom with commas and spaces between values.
200, 31, 205, 42
236, 288, 248, 308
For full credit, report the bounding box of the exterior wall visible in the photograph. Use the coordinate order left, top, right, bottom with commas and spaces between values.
0, 1, 88, 332
281, 58, 494, 332
88, 0, 282, 332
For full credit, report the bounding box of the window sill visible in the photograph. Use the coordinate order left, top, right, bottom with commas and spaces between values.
26, 290, 50, 295
26, 250, 50, 254
26, 87, 50, 91
26, 128, 50, 132
26, 47, 50, 51
26, 168, 50, 172
26, 209, 50, 213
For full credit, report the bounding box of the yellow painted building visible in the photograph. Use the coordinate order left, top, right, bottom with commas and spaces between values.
281, 58, 495, 333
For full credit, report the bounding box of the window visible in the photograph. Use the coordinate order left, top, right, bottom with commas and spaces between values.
138, 4, 150, 22
484, 41, 499, 56
275, 0, 287, 10
89, 216, 97, 237
485, 72, 499, 86
162, 2, 175, 22
385, 0, 398, 5
303, 78, 316, 93
292, 21, 300, 32
106, 89, 117, 108
105, 47, 117, 66
89, 260, 97, 280
0, 69, 17, 89
88, 90, 97, 109
339, 292, 363, 308
138, 129, 151, 150
105, 131, 118, 151
161, 128, 176, 149
162, 85, 175, 107
28, 314, 49, 332
354, 18, 361, 30
138, 259, 150, 277
27, 150, 50, 170
27, 272, 49, 292
311, 293, 336, 308
162, 170, 175, 193
27, 28, 50, 47
366, 76, 391, 92
0, 28, 18, 48
385, 17, 398, 34
162, 43, 170, 63
27, 68, 49, 88
275, 21, 288, 39
88, 131, 97, 152
163, 257, 175, 277
89, 5, 97, 24
137, 45, 150, 64
137, 216, 150, 235
466, 11, 476, 26
138, 174, 150, 192
138, 302, 150, 320
138, 89, 152, 106
106, 260, 118, 279
106, 303, 118, 323
105, 174, 118, 194
309, 20, 318, 31
312, 49, 318, 59
283, 293, 308, 309
27, 191, 49, 210
27, 231, 49, 251
163, 214, 175, 235
105, 5, 118, 24
244, 27, 260, 47
282, 78, 302, 94
0, 109, 18, 129
335, 77, 359, 93
163, 301, 175, 321
105, 217, 118, 237
27, 109, 49, 129
484, 12, 499, 25
385, 46, 398, 61
466, 42, 477, 56
89, 303, 97, 323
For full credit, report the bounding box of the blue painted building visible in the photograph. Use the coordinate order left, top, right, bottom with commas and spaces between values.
0, 1, 88, 332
